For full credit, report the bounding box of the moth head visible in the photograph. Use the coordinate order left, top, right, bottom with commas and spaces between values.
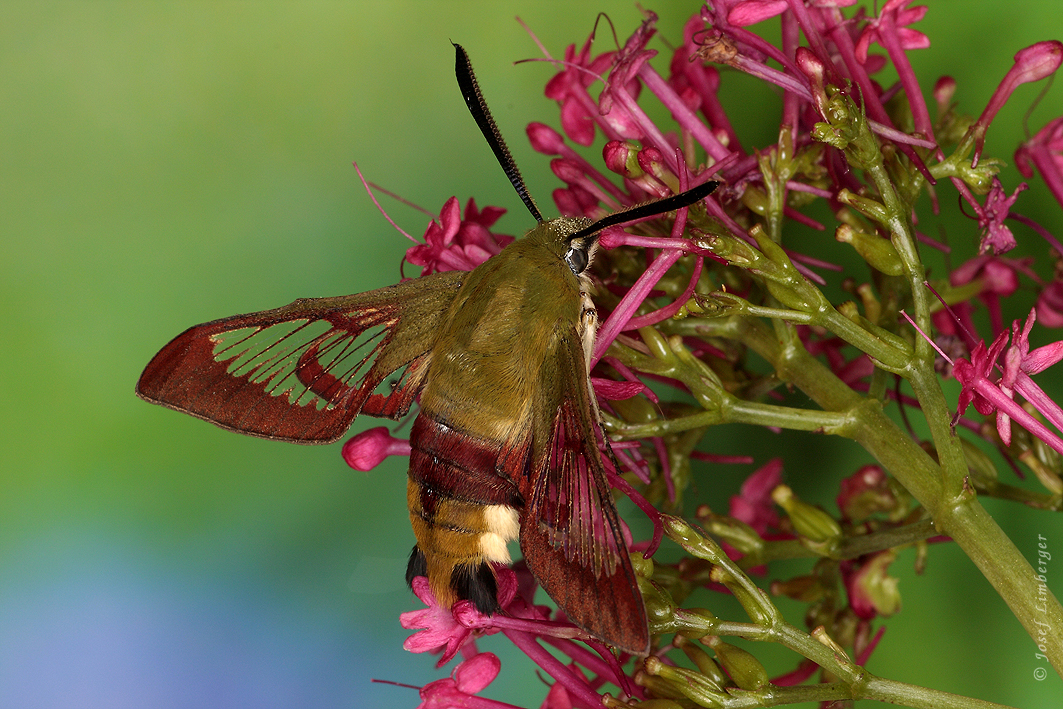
558, 218, 599, 278
526, 216, 600, 278
563, 235, 595, 276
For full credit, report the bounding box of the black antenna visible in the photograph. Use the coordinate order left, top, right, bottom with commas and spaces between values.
453, 43, 544, 224
569, 180, 721, 241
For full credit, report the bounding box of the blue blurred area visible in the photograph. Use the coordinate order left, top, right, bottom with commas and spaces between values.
1, 532, 367, 708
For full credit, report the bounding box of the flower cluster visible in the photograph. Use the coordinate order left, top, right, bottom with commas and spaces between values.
349, 2, 1063, 706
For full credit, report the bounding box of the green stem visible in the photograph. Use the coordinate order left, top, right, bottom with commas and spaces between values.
740, 518, 939, 567
734, 314, 1063, 676
608, 399, 851, 440
863, 156, 970, 499
977, 480, 1063, 510
667, 519, 1023, 708
860, 677, 1021, 709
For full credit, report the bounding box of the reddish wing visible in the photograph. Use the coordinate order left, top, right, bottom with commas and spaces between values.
136, 271, 465, 443
517, 325, 649, 655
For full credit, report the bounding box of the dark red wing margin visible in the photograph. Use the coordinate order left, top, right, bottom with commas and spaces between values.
136, 271, 464, 443
517, 326, 649, 655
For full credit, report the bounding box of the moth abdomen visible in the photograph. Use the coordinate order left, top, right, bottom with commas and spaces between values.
406, 545, 428, 586
449, 561, 500, 615
404, 545, 502, 615
406, 415, 521, 609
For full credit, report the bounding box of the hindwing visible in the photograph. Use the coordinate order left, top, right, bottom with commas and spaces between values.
517, 323, 649, 655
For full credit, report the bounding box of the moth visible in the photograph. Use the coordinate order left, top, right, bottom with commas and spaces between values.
137, 43, 718, 655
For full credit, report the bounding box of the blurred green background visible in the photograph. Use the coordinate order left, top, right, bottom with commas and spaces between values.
3, 2, 1062, 707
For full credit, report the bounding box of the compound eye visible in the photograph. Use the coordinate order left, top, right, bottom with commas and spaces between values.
564, 243, 589, 275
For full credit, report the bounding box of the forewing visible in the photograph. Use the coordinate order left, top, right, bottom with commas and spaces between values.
518, 325, 649, 655
136, 271, 464, 443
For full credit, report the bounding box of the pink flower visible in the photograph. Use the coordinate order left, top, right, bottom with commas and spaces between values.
909, 299, 1063, 456
970, 41, 1063, 165
954, 329, 1012, 419
416, 653, 511, 709
951, 313, 1063, 457
340, 427, 410, 471
729, 458, 783, 535
400, 576, 474, 667
1037, 278, 1063, 328
996, 310, 1063, 447
589, 377, 649, 401
949, 254, 1035, 336
836, 465, 899, 522
975, 179, 1027, 255
406, 197, 513, 275
844, 550, 901, 619
401, 567, 526, 668
544, 37, 617, 146
853, 0, 929, 65
539, 679, 573, 709
1016, 116, 1063, 212
728, 0, 790, 27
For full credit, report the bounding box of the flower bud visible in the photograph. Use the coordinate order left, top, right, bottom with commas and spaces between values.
933, 76, 956, 114
846, 550, 901, 619
636, 147, 680, 195
699, 512, 765, 557
691, 231, 758, 267
740, 185, 769, 216
770, 574, 827, 603
837, 189, 889, 224
795, 47, 829, 118
834, 224, 904, 276
959, 437, 999, 486
526, 122, 566, 155
643, 657, 727, 706
1011, 41, 1063, 85
635, 666, 693, 703
772, 485, 843, 546
675, 636, 729, 686
341, 427, 410, 471
812, 626, 849, 658
638, 576, 679, 636
704, 637, 769, 690
611, 395, 659, 425
630, 551, 654, 579
621, 700, 685, 709
973, 41, 1063, 160
836, 465, 899, 521
603, 140, 644, 178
